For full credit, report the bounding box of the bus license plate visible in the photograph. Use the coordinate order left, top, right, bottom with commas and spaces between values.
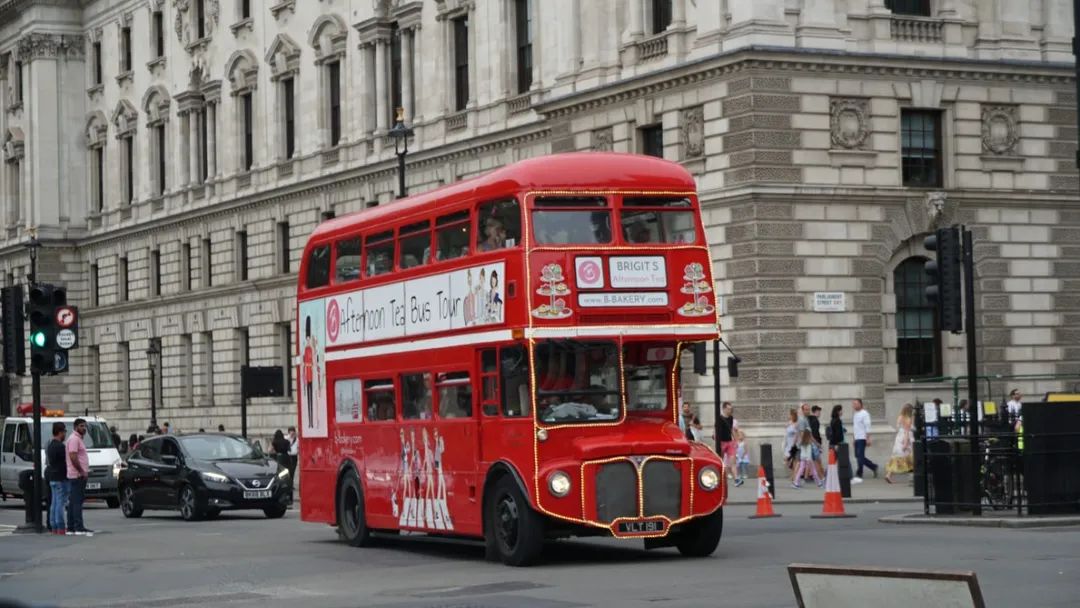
617, 520, 665, 534
244, 490, 272, 500
86, 483, 101, 490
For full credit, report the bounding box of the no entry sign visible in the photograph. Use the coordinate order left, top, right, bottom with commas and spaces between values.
56, 306, 77, 328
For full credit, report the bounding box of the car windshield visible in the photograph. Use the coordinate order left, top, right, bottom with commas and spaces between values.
40, 421, 114, 450
535, 341, 621, 424
178, 435, 264, 461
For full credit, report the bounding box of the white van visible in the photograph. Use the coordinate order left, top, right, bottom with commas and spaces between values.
0, 415, 121, 507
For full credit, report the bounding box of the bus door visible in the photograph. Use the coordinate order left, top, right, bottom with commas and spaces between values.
478, 345, 533, 472
432, 369, 480, 533
360, 377, 399, 529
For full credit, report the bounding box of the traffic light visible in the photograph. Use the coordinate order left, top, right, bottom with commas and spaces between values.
924, 227, 963, 333
1, 285, 25, 375
28, 284, 69, 375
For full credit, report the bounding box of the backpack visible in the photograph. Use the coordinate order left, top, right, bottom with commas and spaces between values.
825, 422, 834, 444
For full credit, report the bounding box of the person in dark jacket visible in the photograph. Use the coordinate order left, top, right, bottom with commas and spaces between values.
45, 422, 69, 534
827, 404, 846, 448
270, 430, 291, 468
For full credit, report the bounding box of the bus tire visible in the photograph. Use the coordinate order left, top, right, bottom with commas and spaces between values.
485, 475, 544, 566
336, 471, 373, 547
675, 508, 723, 558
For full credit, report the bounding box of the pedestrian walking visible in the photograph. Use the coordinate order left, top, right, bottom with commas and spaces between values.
734, 429, 750, 484
65, 418, 93, 536
717, 401, 740, 484
45, 422, 70, 535
783, 408, 798, 480
287, 427, 299, 482
851, 398, 877, 483
678, 400, 693, 437
809, 405, 825, 478
271, 430, 291, 469
1006, 388, 1023, 430
885, 403, 915, 484
826, 404, 845, 448
791, 430, 823, 489
795, 403, 813, 481
109, 426, 122, 450
162, 422, 171, 434
689, 416, 704, 442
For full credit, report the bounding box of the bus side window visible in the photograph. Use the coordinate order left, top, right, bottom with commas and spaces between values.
436, 372, 472, 419
480, 349, 498, 416
335, 237, 361, 283
436, 210, 471, 261
365, 379, 395, 421
365, 230, 394, 277
399, 220, 432, 269
402, 373, 433, 419
305, 245, 331, 289
477, 199, 521, 252
500, 345, 531, 417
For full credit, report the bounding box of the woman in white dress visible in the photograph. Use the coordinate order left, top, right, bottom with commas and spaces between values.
885, 403, 915, 483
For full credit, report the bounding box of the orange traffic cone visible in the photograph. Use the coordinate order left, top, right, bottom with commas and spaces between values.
812, 448, 856, 518
749, 466, 781, 519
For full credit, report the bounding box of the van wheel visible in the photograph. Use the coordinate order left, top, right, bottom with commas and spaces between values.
485, 475, 543, 566
675, 509, 723, 557
120, 486, 143, 518
336, 471, 372, 547
179, 486, 204, 522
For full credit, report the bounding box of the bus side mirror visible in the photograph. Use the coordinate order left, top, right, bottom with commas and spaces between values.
692, 343, 707, 376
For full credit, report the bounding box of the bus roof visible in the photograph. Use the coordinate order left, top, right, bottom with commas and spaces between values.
309, 152, 696, 243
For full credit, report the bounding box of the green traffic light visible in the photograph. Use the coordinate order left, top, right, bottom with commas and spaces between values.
30, 331, 46, 348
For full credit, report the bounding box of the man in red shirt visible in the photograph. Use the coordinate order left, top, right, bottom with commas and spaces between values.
65, 418, 92, 536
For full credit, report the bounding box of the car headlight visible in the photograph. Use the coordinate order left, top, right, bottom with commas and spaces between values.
200, 471, 230, 483
699, 466, 720, 491
111, 458, 124, 479
277, 468, 290, 479
547, 471, 571, 497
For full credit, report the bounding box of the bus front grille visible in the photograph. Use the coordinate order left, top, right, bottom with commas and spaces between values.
595, 462, 638, 522
642, 460, 682, 519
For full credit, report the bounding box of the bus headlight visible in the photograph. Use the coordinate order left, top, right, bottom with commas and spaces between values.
537, 429, 549, 442
547, 471, 571, 497
699, 466, 720, 491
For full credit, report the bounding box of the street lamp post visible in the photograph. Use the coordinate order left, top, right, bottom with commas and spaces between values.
388, 107, 414, 199
146, 340, 161, 428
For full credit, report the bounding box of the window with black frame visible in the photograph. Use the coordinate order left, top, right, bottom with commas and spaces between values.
335, 237, 361, 283
436, 211, 471, 261
399, 220, 432, 269
901, 109, 943, 187
894, 257, 940, 379
620, 196, 697, 244
885, 0, 931, 17
535, 341, 620, 423
305, 245, 331, 289
531, 197, 612, 245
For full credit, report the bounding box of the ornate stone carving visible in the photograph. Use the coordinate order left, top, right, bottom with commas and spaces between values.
981, 104, 1019, 155
830, 97, 870, 150
16, 33, 85, 61
265, 34, 301, 79
174, 0, 219, 46
925, 191, 947, 226
112, 100, 139, 136
3, 128, 25, 161
591, 127, 613, 152
680, 105, 705, 159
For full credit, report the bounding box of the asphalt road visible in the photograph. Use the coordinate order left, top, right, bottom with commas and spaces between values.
0, 498, 1077, 608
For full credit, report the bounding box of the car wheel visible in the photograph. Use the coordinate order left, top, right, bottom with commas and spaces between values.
675, 508, 723, 557
336, 471, 373, 547
106, 496, 120, 509
179, 486, 203, 522
263, 504, 287, 519
120, 485, 143, 518
485, 475, 544, 567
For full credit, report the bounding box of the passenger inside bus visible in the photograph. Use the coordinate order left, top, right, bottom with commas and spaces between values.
479, 216, 508, 252
477, 199, 521, 251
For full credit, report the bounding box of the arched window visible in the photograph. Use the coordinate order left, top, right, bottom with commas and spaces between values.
894, 257, 940, 379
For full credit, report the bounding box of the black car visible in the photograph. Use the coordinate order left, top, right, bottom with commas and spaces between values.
117, 433, 292, 521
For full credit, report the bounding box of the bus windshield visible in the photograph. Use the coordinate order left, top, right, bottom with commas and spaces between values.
535, 341, 621, 424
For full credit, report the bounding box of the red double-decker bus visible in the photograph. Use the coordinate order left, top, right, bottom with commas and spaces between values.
296, 153, 725, 565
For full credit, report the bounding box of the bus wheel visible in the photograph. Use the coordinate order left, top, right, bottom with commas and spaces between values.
485, 476, 543, 567
337, 471, 373, 547
675, 508, 723, 557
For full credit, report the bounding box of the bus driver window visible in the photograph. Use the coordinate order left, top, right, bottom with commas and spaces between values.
477, 200, 520, 251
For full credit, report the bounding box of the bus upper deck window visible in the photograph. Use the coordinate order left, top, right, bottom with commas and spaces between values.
620, 196, 697, 244
399, 220, 431, 269
532, 197, 611, 245
335, 237, 361, 283
305, 245, 331, 289
365, 231, 394, 277
477, 199, 521, 252
436, 210, 470, 261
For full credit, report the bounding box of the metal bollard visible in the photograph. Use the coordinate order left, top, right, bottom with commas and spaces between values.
760, 443, 775, 499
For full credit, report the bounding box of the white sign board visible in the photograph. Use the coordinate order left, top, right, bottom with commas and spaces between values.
56, 328, 77, 349
813, 292, 846, 312
789, 564, 984, 608
324, 262, 505, 347
609, 256, 667, 288
578, 292, 669, 308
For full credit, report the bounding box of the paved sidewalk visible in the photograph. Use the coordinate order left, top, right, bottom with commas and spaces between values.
879, 512, 1080, 528
725, 471, 920, 505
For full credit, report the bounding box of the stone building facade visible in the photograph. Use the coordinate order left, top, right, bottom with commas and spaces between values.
0, 0, 1076, 448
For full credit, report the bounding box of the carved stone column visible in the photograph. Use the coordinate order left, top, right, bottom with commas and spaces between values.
374, 38, 388, 133
189, 110, 200, 184
207, 102, 217, 179
179, 111, 191, 186
401, 29, 414, 122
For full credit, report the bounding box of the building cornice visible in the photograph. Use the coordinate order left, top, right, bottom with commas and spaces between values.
536, 45, 1075, 119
